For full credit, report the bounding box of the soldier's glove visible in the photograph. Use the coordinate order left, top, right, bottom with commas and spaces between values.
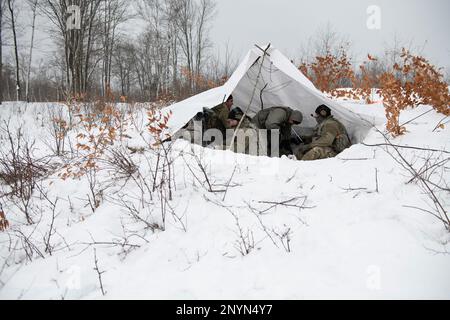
287, 154, 297, 160
297, 144, 311, 154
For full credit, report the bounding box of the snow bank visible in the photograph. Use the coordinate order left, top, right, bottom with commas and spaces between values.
0, 100, 449, 299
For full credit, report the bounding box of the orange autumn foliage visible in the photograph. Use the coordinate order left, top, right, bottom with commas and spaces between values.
378, 49, 450, 136
147, 108, 173, 146
300, 48, 355, 97
353, 54, 378, 104
181, 67, 228, 91
300, 48, 450, 136
300, 51, 377, 103
0, 210, 9, 231
60, 95, 129, 180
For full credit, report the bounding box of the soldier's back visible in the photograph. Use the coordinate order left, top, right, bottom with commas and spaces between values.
323, 117, 351, 153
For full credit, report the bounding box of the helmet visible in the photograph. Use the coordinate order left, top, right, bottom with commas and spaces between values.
315, 104, 331, 118
290, 110, 303, 124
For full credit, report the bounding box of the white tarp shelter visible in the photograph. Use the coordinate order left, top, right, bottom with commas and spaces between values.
163, 44, 371, 142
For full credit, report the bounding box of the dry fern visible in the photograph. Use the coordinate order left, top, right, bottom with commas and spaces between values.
0, 210, 9, 232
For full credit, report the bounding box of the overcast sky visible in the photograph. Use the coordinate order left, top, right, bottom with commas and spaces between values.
211, 0, 450, 70
8, 0, 450, 74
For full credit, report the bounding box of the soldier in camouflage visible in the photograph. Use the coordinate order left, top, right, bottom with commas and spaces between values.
228, 107, 253, 129
182, 95, 235, 147
227, 107, 258, 154
252, 106, 303, 156
209, 95, 236, 133
295, 104, 351, 161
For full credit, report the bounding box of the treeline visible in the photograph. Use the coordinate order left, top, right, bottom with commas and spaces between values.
0, 0, 233, 103
0, 1, 448, 105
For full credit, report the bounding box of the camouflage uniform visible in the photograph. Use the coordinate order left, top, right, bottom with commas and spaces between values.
210, 103, 231, 131
252, 106, 297, 156
185, 102, 229, 147
228, 107, 253, 130
229, 110, 258, 154
178, 102, 229, 147
296, 116, 351, 161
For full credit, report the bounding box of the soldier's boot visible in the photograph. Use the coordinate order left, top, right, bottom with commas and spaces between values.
301, 146, 336, 161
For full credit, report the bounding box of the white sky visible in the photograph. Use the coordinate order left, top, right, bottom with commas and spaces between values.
6, 0, 450, 74
210, 0, 450, 69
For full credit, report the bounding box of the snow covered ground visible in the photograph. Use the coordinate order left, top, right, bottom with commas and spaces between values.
0, 99, 449, 300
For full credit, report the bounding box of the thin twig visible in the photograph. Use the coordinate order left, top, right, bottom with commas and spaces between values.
375, 168, 379, 193
362, 142, 450, 155
93, 248, 106, 296
399, 107, 434, 127
340, 187, 368, 193
432, 116, 449, 132
337, 157, 370, 161
222, 165, 237, 201
369, 126, 450, 229
402, 205, 447, 225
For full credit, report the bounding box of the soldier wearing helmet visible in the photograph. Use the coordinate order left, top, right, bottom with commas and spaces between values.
295, 104, 351, 161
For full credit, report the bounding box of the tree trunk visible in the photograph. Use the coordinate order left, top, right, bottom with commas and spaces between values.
84, 1, 100, 94
26, 0, 39, 102
0, 0, 3, 105
7, 0, 21, 101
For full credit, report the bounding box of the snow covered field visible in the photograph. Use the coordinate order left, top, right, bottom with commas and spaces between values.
0, 99, 449, 299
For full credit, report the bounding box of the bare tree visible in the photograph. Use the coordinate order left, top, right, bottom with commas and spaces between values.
6, 0, 20, 101
25, 0, 39, 102
298, 22, 351, 65
112, 38, 135, 97
170, 0, 194, 90
100, 0, 129, 96
207, 41, 237, 84
0, 0, 222, 102
194, 0, 216, 80
0, 0, 3, 104
170, 0, 216, 93
41, 0, 102, 97
136, 0, 180, 99
315, 22, 350, 56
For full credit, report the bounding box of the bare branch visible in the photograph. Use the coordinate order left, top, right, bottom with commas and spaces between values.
93, 248, 106, 296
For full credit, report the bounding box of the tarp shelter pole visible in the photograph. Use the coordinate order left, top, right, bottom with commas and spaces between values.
227, 44, 271, 150
291, 127, 303, 143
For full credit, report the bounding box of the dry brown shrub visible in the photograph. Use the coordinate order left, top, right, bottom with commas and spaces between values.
181, 67, 228, 92
300, 51, 381, 103
59, 92, 129, 180
0, 209, 9, 231
300, 47, 450, 136
378, 49, 450, 136
147, 108, 173, 146
299, 48, 357, 99
352, 54, 379, 104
